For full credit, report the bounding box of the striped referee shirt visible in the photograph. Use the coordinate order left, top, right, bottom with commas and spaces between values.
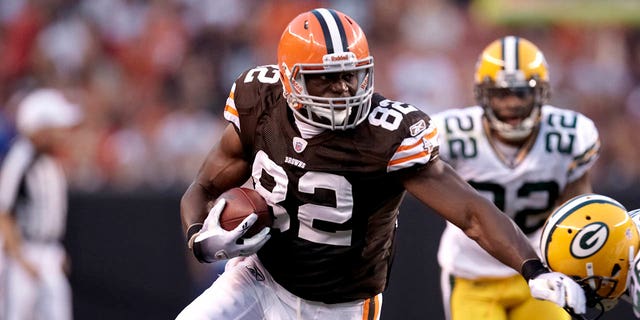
0, 137, 68, 242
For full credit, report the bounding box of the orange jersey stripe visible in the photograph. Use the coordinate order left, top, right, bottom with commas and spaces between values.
424, 127, 438, 140
388, 150, 429, 167
224, 104, 239, 117
396, 138, 424, 152
395, 128, 438, 152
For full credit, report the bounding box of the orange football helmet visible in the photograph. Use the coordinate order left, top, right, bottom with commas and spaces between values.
277, 8, 374, 130
474, 36, 550, 141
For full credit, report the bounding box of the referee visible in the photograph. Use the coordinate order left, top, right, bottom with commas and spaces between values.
0, 88, 82, 320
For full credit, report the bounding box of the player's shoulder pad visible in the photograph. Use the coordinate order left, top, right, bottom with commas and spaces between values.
368, 94, 440, 172
540, 105, 600, 155
541, 105, 600, 182
430, 106, 483, 138
540, 105, 598, 138
369, 93, 433, 134
224, 65, 281, 130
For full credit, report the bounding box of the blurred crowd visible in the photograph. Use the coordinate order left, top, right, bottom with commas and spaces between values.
0, 0, 639, 192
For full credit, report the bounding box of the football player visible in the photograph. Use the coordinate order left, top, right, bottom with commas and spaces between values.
540, 194, 640, 319
432, 36, 601, 320
177, 11, 586, 320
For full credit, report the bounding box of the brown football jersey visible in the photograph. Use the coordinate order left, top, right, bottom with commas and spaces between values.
223, 65, 440, 303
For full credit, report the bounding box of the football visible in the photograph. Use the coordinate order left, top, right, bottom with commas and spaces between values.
218, 187, 272, 237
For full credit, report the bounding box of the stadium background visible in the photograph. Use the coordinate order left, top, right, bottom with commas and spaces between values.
1, 0, 639, 319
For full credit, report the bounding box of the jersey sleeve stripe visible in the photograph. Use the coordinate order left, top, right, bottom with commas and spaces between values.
568, 139, 600, 174
387, 126, 439, 172
224, 103, 238, 117
223, 83, 240, 130
424, 128, 438, 140
395, 128, 438, 152
388, 150, 430, 169
395, 137, 424, 152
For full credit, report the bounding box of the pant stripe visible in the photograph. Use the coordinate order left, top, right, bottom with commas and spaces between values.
362, 294, 380, 320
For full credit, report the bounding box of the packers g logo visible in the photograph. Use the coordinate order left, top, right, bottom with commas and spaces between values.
570, 222, 608, 258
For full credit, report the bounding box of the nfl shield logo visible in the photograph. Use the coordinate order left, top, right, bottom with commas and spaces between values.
293, 137, 308, 153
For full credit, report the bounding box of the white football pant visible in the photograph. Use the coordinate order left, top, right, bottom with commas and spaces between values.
3, 242, 71, 320
176, 254, 382, 320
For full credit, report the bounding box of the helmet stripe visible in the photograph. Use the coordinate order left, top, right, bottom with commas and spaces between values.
312, 8, 348, 54
502, 36, 519, 72
547, 194, 626, 234
328, 9, 349, 52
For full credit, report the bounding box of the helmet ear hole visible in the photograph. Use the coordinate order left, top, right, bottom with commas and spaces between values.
345, 16, 354, 25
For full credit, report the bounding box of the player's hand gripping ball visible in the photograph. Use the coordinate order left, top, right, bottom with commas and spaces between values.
218, 187, 273, 237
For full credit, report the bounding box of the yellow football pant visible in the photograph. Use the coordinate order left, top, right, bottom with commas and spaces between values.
449, 274, 570, 320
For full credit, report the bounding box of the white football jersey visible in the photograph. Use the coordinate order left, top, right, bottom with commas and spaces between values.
628, 209, 640, 318
435, 105, 600, 279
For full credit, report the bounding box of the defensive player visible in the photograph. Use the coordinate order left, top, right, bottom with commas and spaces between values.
177, 10, 586, 320
0, 88, 82, 320
540, 194, 640, 319
433, 36, 601, 320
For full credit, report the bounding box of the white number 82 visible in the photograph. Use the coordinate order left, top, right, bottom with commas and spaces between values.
252, 150, 353, 246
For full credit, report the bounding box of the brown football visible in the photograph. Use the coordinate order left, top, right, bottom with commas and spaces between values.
218, 187, 272, 237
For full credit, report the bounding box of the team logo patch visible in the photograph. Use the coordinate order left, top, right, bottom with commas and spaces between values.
570, 222, 608, 258
293, 137, 308, 153
422, 138, 432, 151
410, 120, 427, 137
